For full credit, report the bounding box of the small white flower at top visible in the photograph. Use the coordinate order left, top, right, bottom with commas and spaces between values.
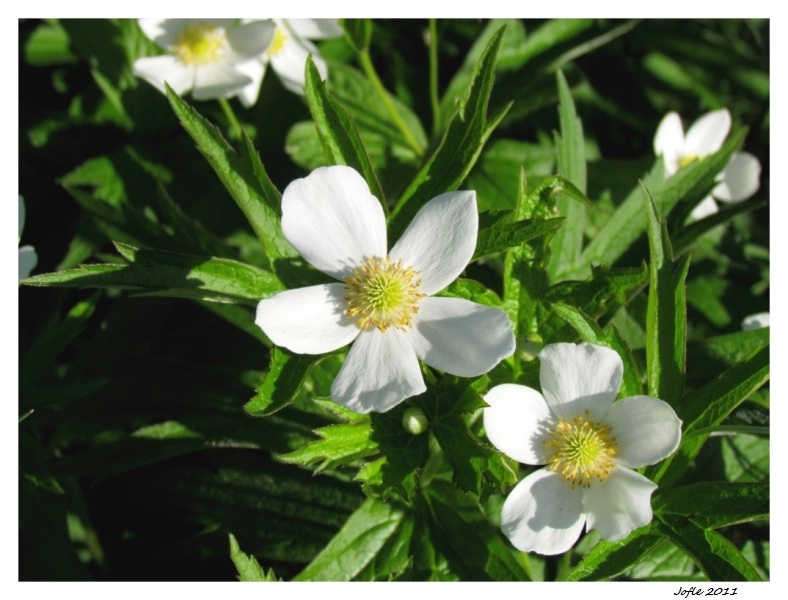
133, 19, 274, 102
235, 19, 343, 106
484, 342, 682, 555
255, 165, 516, 414
19, 196, 37, 281
653, 108, 761, 219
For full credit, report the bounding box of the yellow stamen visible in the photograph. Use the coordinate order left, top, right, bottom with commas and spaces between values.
544, 411, 618, 488
267, 27, 288, 56
173, 23, 226, 66
678, 154, 701, 169
344, 256, 425, 333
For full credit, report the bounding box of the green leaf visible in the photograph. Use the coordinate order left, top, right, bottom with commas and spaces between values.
644, 186, 690, 404
229, 533, 278, 581
24, 20, 77, 66
341, 18, 373, 52
578, 129, 747, 271
245, 348, 322, 417
165, 86, 295, 270
19, 294, 98, 397
656, 517, 762, 581
294, 497, 409, 581
280, 418, 378, 474
687, 327, 770, 381
304, 56, 386, 205
654, 482, 769, 530
549, 70, 588, 282
649, 343, 769, 487
552, 303, 642, 398
673, 198, 768, 257
23, 243, 283, 305
425, 377, 517, 498
565, 526, 663, 581
390, 26, 511, 233
474, 215, 564, 260
421, 480, 529, 581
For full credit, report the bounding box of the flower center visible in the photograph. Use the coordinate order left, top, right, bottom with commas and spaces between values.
174, 23, 226, 66
267, 26, 288, 56
544, 412, 618, 488
344, 256, 425, 332
678, 153, 701, 169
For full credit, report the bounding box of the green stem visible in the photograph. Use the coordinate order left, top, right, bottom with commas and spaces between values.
428, 19, 440, 136
218, 97, 243, 140
358, 50, 424, 157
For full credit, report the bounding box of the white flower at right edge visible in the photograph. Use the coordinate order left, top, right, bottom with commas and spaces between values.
483, 343, 682, 555
19, 195, 37, 281
653, 108, 761, 219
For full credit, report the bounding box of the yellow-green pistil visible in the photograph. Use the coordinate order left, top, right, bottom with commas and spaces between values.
174, 23, 226, 66
267, 27, 288, 56
345, 256, 425, 332
678, 154, 701, 169
544, 412, 619, 488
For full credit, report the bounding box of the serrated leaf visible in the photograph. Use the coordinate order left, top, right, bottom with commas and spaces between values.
649, 343, 769, 487
687, 327, 770, 381
294, 497, 409, 581
644, 186, 689, 404
280, 421, 377, 474
22, 243, 283, 305
421, 480, 528, 581
474, 215, 564, 260
579, 129, 747, 271
229, 533, 278, 581
656, 517, 761, 581
165, 86, 296, 270
304, 56, 386, 205
654, 482, 768, 530
549, 70, 587, 282
390, 27, 511, 234
566, 525, 663, 581
245, 348, 322, 417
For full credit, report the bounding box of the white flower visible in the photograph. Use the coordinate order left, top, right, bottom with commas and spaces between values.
653, 109, 761, 219
235, 19, 343, 106
742, 312, 770, 330
255, 165, 515, 414
483, 343, 681, 555
133, 19, 274, 102
19, 196, 37, 281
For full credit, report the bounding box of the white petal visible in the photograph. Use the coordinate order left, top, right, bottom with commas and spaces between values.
271, 34, 321, 94
689, 195, 719, 220
405, 296, 514, 376
483, 384, 555, 465
501, 469, 586, 555
653, 112, 684, 176
389, 191, 477, 296
139, 19, 235, 48
227, 21, 275, 61
255, 283, 359, 355
192, 63, 252, 100
18, 195, 25, 240
742, 312, 770, 330
684, 109, 730, 157
281, 166, 387, 280
331, 329, 425, 413
19, 246, 38, 280
234, 60, 267, 107
133, 56, 195, 95
582, 467, 657, 541
712, 152, 761, 202
538, 343, 622, 422
286, 19, 343, 40
605, 396, 682, 468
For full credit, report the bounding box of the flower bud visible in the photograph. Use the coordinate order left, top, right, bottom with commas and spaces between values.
402, 407, 428, 435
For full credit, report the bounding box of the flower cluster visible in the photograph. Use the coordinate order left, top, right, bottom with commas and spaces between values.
133, 19, 341, 105
484, 343, 682, 555
255, 166, 515, 413
654, 109, 761, 219
256, 165, 683, 553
